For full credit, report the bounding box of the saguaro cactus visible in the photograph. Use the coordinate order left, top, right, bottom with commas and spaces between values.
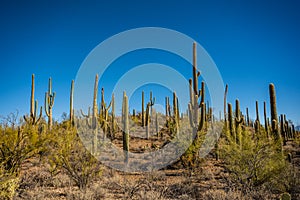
149, 91, 155, 116
45, 77, 56, 130
269, 83, 280, 140
70, 80, 74, 125
235, 99, 243, 145
142, 91, 145, 127
145, 102, 151, 139
99, 88, 112, 139
111, 94, 116, 139
188, 42, 206, 140
246, 107, 250, 127
228, 103, 235, 141
122, 91, 129, 163
165, 96, 171, 127
254, 101, 260, 132
23, 74, 42, 125
263, 101, 269, 137
224, 84, 228, 125
173, 92, 179, 133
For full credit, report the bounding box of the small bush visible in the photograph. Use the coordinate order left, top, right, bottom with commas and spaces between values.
48, 124, 102, 190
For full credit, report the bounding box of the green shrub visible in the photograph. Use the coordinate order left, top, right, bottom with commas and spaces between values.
48, 124, 102, 190
219, 128, 287, 190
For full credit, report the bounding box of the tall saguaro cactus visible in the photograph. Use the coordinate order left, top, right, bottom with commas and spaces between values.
224, 84, 228, 125
45, 77, 56, 130
228, 103, 235, 141
24, 74, 42, 125
69, 80, 74, 125
99, 88, 112, 139
188, 42, 206, 140
263, 101, 269, 137
269, 83, 280, 140
122, 91, 129, 163
254, 101, 260, 132
141, 91, 145, 127
173, 92, 179, 135
235, 99, 243, 145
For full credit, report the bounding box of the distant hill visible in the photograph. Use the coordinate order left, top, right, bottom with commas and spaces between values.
295, 126, 300, 131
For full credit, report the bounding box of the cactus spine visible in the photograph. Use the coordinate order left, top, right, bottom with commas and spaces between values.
23, 74, 42, 125
122, 91, 129, 163
70, 80, 74, 125
45, 77, 56, 130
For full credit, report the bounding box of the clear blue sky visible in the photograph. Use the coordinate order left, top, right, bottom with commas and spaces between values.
0, 0, 299, 125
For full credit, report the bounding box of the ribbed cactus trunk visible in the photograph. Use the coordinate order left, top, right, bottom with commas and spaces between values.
224, 84, 228, 125
141, 91, 145, 127
111, 94, 116, 140
45, 77, 56, 130
246, 107, 250, 127
254, 101, 260, 132
263, 101, 269, 138
269, 83, 280, 141
145, 102, 151, 139
173, 92, 179, 135
188, 42, 205, 140
70, 80, 74, 125
165, 96, 170, 127
30, 74, 35, 116
122, 91, 129, 163
228, 103, 234, 142
24, 74, 42, 125
92, 74, 99, 154
155, 112, 159, 137
235, 99, 243, 145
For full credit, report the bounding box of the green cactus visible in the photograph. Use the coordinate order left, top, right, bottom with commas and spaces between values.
111, 93, 116, 139
165, 96, 171, 127
145, 102, 151, 139
246, 107, 250, 127
149, 91, 155, 115
188, 42, 206, 140
23, 74, 42, 125
173, 91, 179, 134
155, 112, 159, 138
141, 91, 145, 127
269, 83, 280, 140
228, 103, 235, 142
45, 77, 56, 130
263, 101, 269, 138
235, 99, 243, 145
70, 80, 74, 125
224, 84, 228, 125
280, 114, 287, 145
99, 88, 112, 139
254, 101, 260, 133
122, 91, 129, 163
